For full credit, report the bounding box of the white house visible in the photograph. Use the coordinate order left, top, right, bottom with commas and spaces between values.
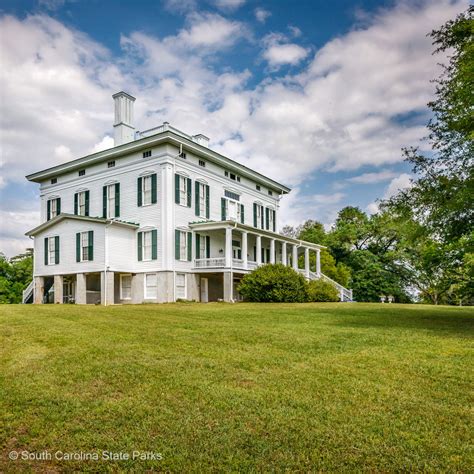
23, 92, 352, 304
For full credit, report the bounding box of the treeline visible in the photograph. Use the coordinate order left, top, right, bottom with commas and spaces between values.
0, 250, 33, 303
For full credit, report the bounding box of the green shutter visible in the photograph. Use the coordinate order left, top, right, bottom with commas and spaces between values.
85, 190, 90, 216
175, 229, 180, 260
196, 233, 201, 259
187, 232, 192, 261
205, 185, 210, 218
54, 236, 60, 264
137, 232, 143, 261
114, 183, 120, 217
57, 198, 61, 216
206, 236, 210, 258
175, 174, 180, 204
47, 200, 51, 221
137, 177, 143, 207
76, 233, 81, 262
74, 193, 78, 215
151, 174, 157, 204
221, 198, 226, 221
253, 203, 257, 227
240, 204, 245, 224
44, 237, 48, 265
151, 229, 157, 260
265, 208, 270, 230
272, 210, 276, 232
88, 230, 94, 261
195, 182, 200, 216
102, 186, 107, 218
187, 178, 192, 207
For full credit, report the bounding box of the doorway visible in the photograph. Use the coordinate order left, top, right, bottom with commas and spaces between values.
200, 277, 209, 303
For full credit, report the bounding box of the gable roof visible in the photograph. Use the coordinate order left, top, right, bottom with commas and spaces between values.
25, 214, 139, 237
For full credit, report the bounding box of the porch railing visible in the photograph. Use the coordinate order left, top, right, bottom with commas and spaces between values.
194, 257, 226, 268
22, 280, 34, 304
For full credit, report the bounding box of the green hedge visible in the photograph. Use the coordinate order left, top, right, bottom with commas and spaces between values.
307, 279, 339, 302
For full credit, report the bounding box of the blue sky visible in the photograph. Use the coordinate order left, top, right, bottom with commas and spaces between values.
0, 0, 468, 256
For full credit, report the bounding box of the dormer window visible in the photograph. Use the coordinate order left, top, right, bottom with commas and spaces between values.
143, 150, 152, 158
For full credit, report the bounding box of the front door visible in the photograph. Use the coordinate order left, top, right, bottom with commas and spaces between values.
200, 278, 209, 303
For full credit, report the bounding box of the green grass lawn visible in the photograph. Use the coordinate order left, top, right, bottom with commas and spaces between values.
1, 303, 473, 472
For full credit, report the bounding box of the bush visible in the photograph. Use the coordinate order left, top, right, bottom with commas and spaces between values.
307, 279, 339, 302
238, 264, 308, 303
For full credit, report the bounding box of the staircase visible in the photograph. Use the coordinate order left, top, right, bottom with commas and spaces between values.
22, 280, 34, 304
308, 271, 353, 302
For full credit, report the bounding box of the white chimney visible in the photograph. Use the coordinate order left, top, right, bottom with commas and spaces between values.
112, 91, 136, 146
192, 134, 210, 147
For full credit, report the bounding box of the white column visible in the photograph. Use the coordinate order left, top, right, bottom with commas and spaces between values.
292, 245, 298, 270
256, 235, 262, 264
34, 276, 44, 304
161, 161, 174, 271
76, 273, 86, 304
191, 230, 196, 265
54, 275, 63, 304
304, 248, 310, 277
242, 231, 248, 269
270, 239, 275, 264
281, 242, 287, 266
316, 249, 321, 276
225, 227, 232, 268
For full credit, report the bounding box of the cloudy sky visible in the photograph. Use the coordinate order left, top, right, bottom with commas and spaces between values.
0, 0, 468, 256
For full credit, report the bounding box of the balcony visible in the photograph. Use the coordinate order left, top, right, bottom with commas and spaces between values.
194, 257, 226, 268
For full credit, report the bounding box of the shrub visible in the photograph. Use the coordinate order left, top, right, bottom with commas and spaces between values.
307, 279, 339, 302
238, 263, 308, 303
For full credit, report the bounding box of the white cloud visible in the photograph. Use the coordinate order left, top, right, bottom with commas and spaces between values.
366, 172, 412, 213
210, 0, 246, 12
347, 169, 399, 184
255, 7, 271, 23
261, 32, 310, 68
163, 0, 197, 14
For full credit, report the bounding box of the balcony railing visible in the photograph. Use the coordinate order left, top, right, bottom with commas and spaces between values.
194, 257, 226, 268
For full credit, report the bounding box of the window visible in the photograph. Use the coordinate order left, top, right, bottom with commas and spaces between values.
176, 273, 186, 299
197, 182, 207, 217
175, 174, 190, 206
222, 198, 244, 223
108, 160, 115, 168
225, 190, 240, 201
120, 275, 132, 300
175, 230, 191, 261
81, 232, 90, 261
75, 191, 89, 216
179, 151, 186, 159
143, 175, 152, 206
45, 236, 59, 265
76, 231, 93, 262
254, 203, 264, 229
143, 150, 152, 158
51, 178, 57, 184
145, 273, 157, 299
179, 230, 187, 260
138, 229, 157, 261
268, 190, 273, 196
237, 176, 241, 182
78, 169, 85, 176
104, 183, 120, 218
230, 173, 236, 180
199, 160, 205, 167
199, 235, 207, 259
268, 208, 275, 231
225, 171, 229, 177
47, 198, 60, 220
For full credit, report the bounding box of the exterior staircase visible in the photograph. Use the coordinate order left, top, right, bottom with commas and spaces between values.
22, 280, 34, 304
308, 271, 353, 302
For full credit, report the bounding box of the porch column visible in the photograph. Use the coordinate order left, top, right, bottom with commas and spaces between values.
256, 235, 262, 265
101, 271, 114, 305
225, 227, 232, 268
242, 231, 248, 269
54, 275, 63, 304
304, 248, 310, 277
223, 271, 233, 302
281, 242, 287, 266
191, 230, 196, 266
316, 249, 321, 276
33, 276, 44, 304
292, 245, 298, 270
76, 273, 87, 304
270, 239, 275, 264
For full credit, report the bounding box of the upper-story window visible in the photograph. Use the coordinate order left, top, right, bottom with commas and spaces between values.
108, 161, 115, 168
143, 150, 152, 158
224, 190, 240, 201
44, 236, 59, 265
47, 198, 61, 221
266, 207, 276, 232
138, 174, 157, 207
138, 229, 157, 261
74, 191, 90, 216
268, 190, 273, 196
253, 203, 264, 229
76, 231, 93, 262
174, 174, 191, 207
51, 178, 57, 184
78, 169, 86, 177
199, 160, 205, 167
256, 185, 261, 191
175, 230, 191, 261
195, 182, 209, 218
221, 197, 244, 224
103, 183, 120, 218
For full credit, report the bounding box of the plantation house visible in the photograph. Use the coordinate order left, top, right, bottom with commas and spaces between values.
23, 92, 352, 304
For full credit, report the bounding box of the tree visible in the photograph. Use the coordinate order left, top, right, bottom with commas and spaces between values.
0, 251, 33, 303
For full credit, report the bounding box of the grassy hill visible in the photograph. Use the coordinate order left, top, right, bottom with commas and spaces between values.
1, 303, 473, 472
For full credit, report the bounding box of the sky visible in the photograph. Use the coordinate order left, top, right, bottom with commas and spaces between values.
0, 0, 468, 257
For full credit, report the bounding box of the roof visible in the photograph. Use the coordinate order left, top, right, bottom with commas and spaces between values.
25, 125, 291, 194
25, 214, 139, 237
188, 220, 326, 249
